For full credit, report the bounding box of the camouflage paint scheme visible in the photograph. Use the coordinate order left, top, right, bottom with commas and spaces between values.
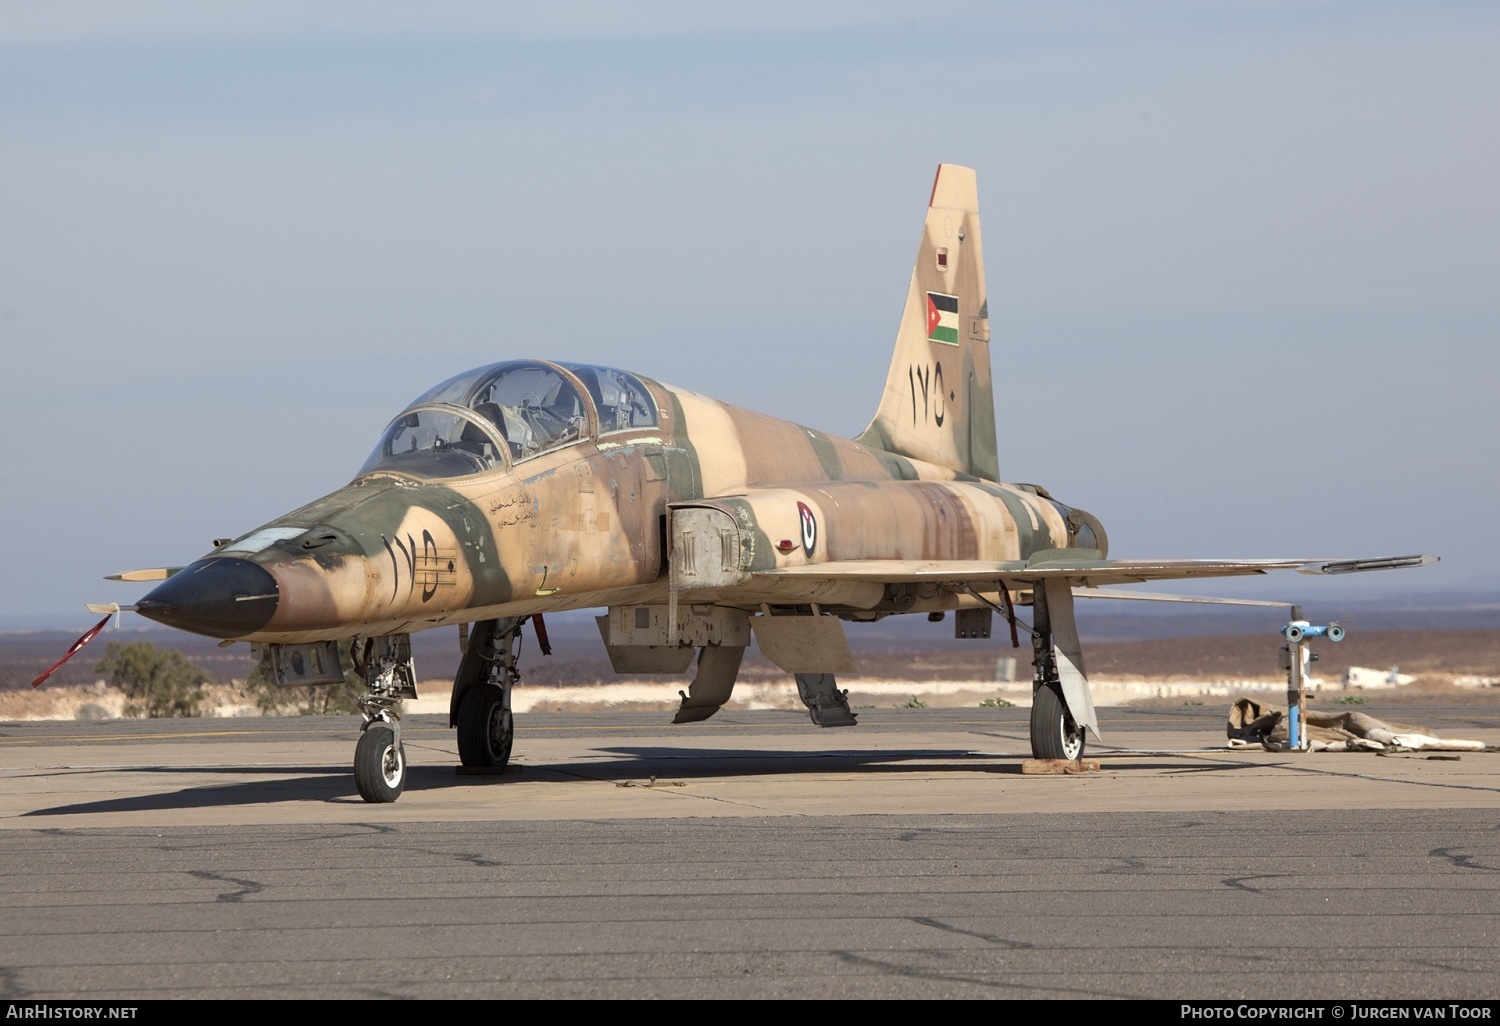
136, 166, 1098, 646
126, 164, 1431, 758
170, 395, 1098, 645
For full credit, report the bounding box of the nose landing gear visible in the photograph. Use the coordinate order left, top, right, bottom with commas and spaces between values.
354, 722, 406, 803
352, 634, 418, 803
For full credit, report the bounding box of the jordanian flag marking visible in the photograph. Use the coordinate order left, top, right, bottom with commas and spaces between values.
926, 292, 960, 345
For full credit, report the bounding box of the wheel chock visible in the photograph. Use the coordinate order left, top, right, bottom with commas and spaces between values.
1021, 758, 1101, 775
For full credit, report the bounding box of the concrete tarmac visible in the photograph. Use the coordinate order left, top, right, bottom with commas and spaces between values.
1, 705, 1498, 999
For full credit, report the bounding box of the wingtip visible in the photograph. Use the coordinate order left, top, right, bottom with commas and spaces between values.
1297, 555, 1439, 575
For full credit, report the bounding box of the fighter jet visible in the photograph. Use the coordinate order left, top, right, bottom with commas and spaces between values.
73, 164, 1432, 802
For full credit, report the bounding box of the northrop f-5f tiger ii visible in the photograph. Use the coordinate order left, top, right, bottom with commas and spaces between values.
59, 164, 1433, 802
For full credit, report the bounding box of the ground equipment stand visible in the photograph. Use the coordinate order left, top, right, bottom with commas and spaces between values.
1279, 604, 1345, 750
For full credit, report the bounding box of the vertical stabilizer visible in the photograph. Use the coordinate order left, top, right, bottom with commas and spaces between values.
856, 164, 999, 481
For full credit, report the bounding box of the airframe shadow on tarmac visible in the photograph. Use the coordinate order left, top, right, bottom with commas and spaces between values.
16, 742, 1270, 819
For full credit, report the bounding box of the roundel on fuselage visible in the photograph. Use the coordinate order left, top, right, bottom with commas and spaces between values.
796, 501, 816, 556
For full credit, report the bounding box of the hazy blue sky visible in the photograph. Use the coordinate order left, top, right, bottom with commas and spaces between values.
2, 1, 1495, 624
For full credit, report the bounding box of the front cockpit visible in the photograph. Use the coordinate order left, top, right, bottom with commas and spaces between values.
358, 360, 659, 480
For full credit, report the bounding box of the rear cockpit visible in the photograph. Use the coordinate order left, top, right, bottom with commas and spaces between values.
358, 360, 658, 480
562, 363, 658, 435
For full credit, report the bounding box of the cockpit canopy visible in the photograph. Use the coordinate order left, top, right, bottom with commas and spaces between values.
358, 360, 658, 480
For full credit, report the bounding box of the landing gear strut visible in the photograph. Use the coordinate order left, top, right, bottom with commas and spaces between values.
1027, 579, 1094, 761
353, 634, 418, 803
453, 617, 524, 769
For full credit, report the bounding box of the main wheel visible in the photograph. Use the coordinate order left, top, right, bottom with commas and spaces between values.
457, 685, 513, 769
354, 724, 406, 803
1030, 682, 1084, 760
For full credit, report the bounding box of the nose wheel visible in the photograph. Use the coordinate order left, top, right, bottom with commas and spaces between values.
354, 723, 406, 803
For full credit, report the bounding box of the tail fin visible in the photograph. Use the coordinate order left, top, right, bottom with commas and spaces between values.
856, 164, 999, 481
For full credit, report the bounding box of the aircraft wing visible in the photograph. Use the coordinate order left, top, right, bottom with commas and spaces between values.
749, 553, 1435, 589
1068, 588, 1289, 607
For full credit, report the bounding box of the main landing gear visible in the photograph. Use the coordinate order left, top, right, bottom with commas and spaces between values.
451, 617, 525, 771
1021, 579, 1095, 762
1030, 681, 1085, 761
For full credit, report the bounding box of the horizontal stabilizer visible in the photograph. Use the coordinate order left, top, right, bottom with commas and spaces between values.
105, 567, 183, 582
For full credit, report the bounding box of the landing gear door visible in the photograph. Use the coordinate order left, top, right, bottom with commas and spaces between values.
1040, 578, 1098, 738
259, 641, 346, 687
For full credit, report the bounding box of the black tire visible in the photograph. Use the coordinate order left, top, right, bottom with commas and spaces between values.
1030, 682, 1084, 760
354, 724, 406, 803
457, 685, 513, 769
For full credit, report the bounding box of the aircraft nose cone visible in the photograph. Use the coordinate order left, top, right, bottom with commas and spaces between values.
135, 558, 279, 639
